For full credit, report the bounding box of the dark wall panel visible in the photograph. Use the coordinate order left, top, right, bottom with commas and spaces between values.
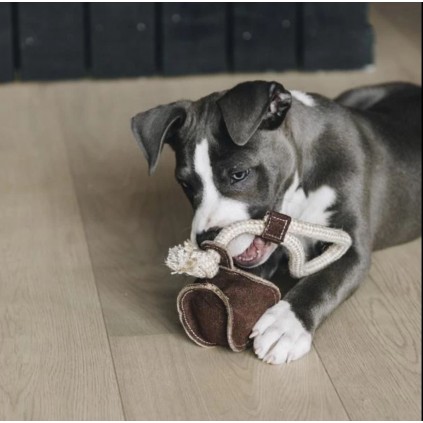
18, 3, 85, 80
0, 3, 14, 82
1, 3, 375, 81
232, 4, 297, 72
162, 3, 227, 75
90, 3, 155, 78
302, 3, 373, 70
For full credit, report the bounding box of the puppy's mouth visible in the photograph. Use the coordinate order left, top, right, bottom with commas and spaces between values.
232, 236, 275, 268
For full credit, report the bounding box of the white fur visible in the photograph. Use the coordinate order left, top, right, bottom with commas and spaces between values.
291, 90, 315, 107
191, 139, 254, 256
251, 300, 312, 364
280, 172, 336, 226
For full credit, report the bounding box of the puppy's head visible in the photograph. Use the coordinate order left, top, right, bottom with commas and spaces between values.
131, 81, 296, 268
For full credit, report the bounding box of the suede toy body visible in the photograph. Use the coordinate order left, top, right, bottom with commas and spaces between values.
168, 211, 352, 352
177, 242, 281, 351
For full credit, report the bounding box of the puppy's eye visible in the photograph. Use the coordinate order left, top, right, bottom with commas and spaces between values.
230, 169, 250, 184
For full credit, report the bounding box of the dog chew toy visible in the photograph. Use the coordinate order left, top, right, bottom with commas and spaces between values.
166, 211, 352, 352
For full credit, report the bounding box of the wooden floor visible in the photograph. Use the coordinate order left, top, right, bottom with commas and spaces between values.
0, 4, 421, 420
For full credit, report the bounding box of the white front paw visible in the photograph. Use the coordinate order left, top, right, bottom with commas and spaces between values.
250, 300, 312, 365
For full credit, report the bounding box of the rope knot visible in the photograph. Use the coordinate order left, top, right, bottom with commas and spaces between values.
165, 240, 221, 279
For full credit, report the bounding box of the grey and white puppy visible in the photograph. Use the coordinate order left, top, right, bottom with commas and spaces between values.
131, 81, 421, 364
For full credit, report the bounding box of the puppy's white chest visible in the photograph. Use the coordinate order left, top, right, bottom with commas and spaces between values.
280, 173, 337, 227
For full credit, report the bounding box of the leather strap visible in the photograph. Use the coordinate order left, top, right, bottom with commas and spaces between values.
201, 241, 233, 268
261, 211, 291, 244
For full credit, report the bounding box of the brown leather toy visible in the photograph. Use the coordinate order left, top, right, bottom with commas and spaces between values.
167, 211, 352, 352
177, 242, 281, 352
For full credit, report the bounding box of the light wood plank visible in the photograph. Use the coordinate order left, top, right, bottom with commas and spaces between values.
368, 4, 421, 83
0, 85, 124, 420
375, 3, 422, 51
111, 333, 349, 420
313, 240, 421, 420
53, 83, 194, 336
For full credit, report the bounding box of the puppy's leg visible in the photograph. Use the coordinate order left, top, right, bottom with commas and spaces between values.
251, 245, 371, 364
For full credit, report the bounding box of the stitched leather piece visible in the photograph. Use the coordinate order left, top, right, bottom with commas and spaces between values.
261, 211, 291, 244
177, 265, 281, 352
178, 285, 227, 348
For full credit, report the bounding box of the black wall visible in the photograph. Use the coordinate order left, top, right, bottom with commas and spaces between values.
0, 3, 373, 82
0, 3, 14, 81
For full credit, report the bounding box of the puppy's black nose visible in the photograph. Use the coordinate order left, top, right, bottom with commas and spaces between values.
196, 228, 221, 247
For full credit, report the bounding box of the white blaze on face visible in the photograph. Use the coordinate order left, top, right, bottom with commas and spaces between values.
191, 138, 254, 256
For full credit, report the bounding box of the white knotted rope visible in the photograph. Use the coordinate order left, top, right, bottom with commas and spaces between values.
166, 215, 352, 279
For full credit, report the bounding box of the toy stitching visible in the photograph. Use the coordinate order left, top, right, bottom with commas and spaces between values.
263, 212, 290, 243
178, 289, 217, 346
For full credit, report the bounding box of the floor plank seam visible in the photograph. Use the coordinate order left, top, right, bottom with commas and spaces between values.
312, 343, 352, 421
60, 133, 128, 421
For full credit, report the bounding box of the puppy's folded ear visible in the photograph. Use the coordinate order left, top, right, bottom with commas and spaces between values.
217, 81, 291, 146
131, 101, 189, 174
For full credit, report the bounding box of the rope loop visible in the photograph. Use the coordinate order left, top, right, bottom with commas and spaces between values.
166, 214, 352, 279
